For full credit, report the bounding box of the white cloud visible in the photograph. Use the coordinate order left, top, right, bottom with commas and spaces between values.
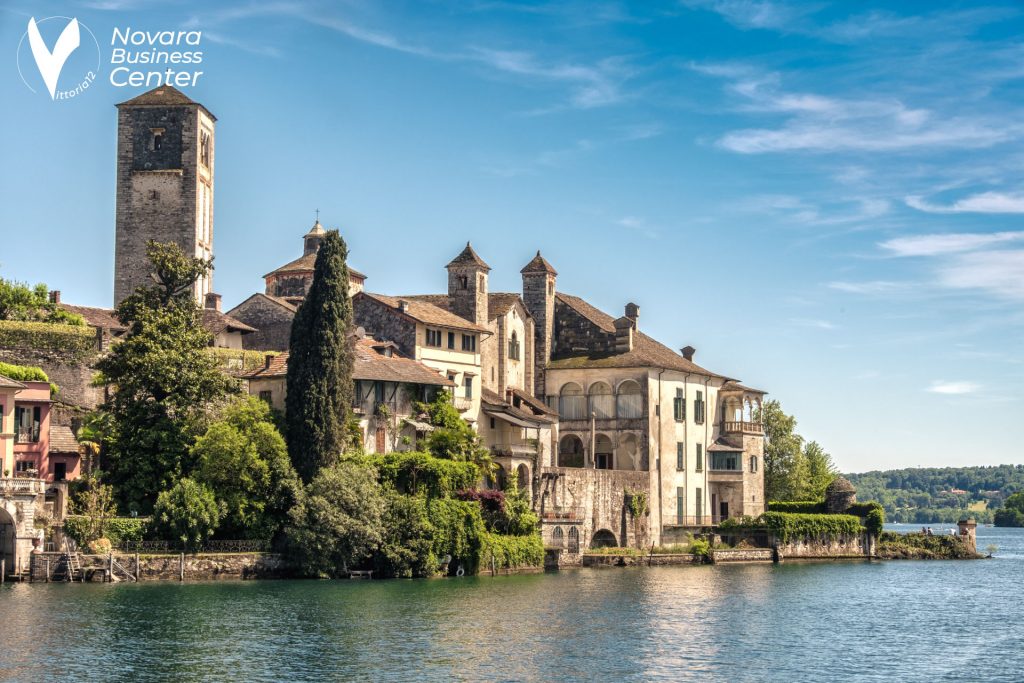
906, 192, 1024, 214
938, 250, 1024, 299
879, 232, 1024, 256
790, 318, 837, 330
827, 280, 903, 294
928, 380, 981, 395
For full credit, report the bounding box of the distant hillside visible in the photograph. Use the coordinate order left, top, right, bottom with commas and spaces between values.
844, 465, 1024, 524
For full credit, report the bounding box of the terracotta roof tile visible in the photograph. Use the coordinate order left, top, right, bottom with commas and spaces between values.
521, 250, 557, 275
398, 293, 526, 322
58, 304, 125, 331
244, 338, 455, 387
359, 293, 491, 334
0, 374, 26, 390
48, 425, 80, 454
721, 381, 767, 395
548, 293, 729, 378
201, 309, 257, 335
116, 85, 216, 120
446, 242, 491, 271
481, 387, 555, 425
263, 252, 366, 280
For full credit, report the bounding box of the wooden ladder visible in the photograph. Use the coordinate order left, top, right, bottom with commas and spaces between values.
62, 538, 82, 582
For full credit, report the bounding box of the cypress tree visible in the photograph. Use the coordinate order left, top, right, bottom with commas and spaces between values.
285, 230, 355, 482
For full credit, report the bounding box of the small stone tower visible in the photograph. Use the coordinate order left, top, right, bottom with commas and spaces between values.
446, 242, 490, 327
113, 85, 216, 306
521, 250, 557, 398
303, 220, 326, 255
825, 477, 857, 514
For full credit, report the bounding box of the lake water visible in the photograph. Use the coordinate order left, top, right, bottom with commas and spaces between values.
2, 524, 1022, 682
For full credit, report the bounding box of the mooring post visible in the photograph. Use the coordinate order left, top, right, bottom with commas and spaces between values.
135, 552, 140, 582
2, 557, 5, 584
46, 558, 51, 582
180, 552, 185, 581
109, 553, 114, 582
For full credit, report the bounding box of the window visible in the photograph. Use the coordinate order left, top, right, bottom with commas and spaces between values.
673, 388, 686, 422
425, 328, 442, 347
464, 376, 474, 399
490, 417, 496, 429
200, 130, 211, 167
695, 444, 703, 472
695, 488, 703, 523
750, 456, 758, 473
458, 275, 469, 290
258, 390, 273, 405
447, 331, 456, 349
54, 462, 67, 481
374, 381, 386, 406
461, 334, 476, 352
508, 332, 520, 360
711, 452, 739, 471
616, 380, 643, 419
676, 442, 685, 471
15, 460, 35, 473
676, 486, 685, 523
151, 128, 165, 151
695, 391, 705, 424
15, 406, 40, 443
552, 526, 564, 547
568, 526, 580, 553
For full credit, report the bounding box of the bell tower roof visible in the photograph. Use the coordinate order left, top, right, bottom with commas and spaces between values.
521, 250, 557, 276
446, 242, 491, 272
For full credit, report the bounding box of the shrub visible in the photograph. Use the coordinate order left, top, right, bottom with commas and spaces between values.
363, 451, 478, 498
426, 497, 486, 575
455, 489, 505, 530
88, 538, 113, 555
767, 501, 826, 514
64, 516, 149, 548
877, 531, 977, 559
864, 507, 885, 536
373, 490, 435, 578
688, 539, 711, 556
480, 531, 544, 569
150, 478, 223, 552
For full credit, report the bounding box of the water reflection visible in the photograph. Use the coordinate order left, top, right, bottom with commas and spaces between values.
2, 526, 1022, 682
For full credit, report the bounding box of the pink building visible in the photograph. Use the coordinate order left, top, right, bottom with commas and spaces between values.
11, 381, 80, 483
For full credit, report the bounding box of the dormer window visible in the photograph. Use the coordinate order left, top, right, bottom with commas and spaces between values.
150, 128, 165, 151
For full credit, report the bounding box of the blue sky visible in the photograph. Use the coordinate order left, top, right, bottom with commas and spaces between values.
1, 0, 1023, 472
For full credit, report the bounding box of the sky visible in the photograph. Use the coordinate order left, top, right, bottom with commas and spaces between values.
1, 0, 1022, 473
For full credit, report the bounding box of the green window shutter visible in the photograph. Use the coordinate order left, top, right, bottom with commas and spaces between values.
676, 442, 684, 470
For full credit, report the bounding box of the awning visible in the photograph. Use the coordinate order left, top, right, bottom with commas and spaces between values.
402, 419, 434, 432
483, 408, 545, 430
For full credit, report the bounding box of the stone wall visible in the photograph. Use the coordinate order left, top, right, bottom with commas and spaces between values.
551, 299, 616, 359
582, 553, 700, 567
711, 548, 773, 562
352, 296, 418, 359
0, 333, 105, 420
228, 296, 295, 351
30, 552, 287, 581
777, 533, 871, 559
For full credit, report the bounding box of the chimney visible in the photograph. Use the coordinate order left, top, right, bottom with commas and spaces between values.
49, 290, 61, 304
264, 354, 274, 369
681, 345, 696, 361
397, 300, 410, 314
614, 316, 636, 353
205, 292, 222, 312
625, 302, 639, 326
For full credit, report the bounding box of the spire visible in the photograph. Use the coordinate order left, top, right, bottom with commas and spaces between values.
446, 241, 491, 272
521, 249, 557, 276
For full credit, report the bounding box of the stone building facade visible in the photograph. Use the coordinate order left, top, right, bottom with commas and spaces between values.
113, 85, 216, 306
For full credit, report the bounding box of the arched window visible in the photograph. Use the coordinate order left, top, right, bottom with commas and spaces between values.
616, 380, 643, 419
568, 527, 580, 553
552, 526, 564, 547
618, 433, 639, 471
558, 383, 586, 420
517, 463, 530, 491
750, 455, 758, 473
588, 381, 614, 418
590, 529, 618, 549
558, 435, 585, 468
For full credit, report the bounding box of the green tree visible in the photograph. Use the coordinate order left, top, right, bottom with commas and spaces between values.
995, 492, 1024, 527
285, 231, 354, 482
95, 242, 238, 512
418, 390, 493, 476
0, 276, 84, 324
759, 399, 806, 501
373, 490, 436, 578
69, 472, 116, 543
801, 440, 837, 500
286, 460, 385, 577
151, 478, 223, 551
192, 396, 301, 540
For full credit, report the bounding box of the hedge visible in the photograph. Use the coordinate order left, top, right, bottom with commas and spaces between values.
767, 501, 826, 514
480, 531, 545, 569
0, 320, 96, 360
63, 516, 150, 548
207, 348, 280, 373
426, 497, 486, 574
0, 362, 58, 395
364, 452, 479, 499
723, 512, 864, 543
877, 531, 976, 559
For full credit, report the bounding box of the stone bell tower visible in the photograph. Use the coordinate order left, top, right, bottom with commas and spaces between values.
113, 85, 216, 306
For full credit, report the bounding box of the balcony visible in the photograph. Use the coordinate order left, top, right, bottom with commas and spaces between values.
490, 444, 537, 458
453, 397, 473, 412
722, 420, 762, 435
663, 514, 732, 527
0, 478, 45, 495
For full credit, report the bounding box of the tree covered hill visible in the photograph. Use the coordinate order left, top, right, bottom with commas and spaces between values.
844, 465, 1024, 524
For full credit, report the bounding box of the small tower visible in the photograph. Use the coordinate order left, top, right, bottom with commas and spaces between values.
303, 219, 326, 255
957, 518, 977, 554
825, 477, 857, 514
446, 242, 490, 328
521, 250, 557, 398
113, 85, 216, 306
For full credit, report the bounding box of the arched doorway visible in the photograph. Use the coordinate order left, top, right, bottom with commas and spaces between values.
516, 464, 529, 490
595, 434, 613, 470
0, 507, 17, 574
558, 435, 585, 468
590, 529, 618, 549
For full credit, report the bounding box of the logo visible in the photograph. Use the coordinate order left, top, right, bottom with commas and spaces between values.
17, 17, 101, 101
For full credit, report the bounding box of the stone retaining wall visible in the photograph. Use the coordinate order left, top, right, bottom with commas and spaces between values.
30, 552, 286, 581
582, 553, 700, 567
711, 548, 773, 562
